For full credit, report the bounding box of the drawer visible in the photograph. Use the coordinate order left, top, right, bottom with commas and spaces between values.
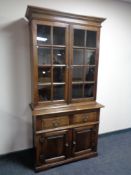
42, 116, 69, 129
71, 112, 98, 125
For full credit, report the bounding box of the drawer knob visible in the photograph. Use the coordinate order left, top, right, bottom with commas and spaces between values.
83, 116, 88, 122
52, 121, 59, 128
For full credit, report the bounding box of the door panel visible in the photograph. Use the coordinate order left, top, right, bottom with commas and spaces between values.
70, 26, 98, 102
34, 21, 69, 103
36, 130, 70, 165
72, 125, 98, 156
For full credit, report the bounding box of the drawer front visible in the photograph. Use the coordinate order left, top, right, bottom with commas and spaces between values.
71, 112, 98, 124
42, 116, 69, 129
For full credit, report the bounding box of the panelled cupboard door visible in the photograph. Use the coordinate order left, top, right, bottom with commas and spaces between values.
36, 130, 70, 165
70, 25, 100, 102
31, 20, 69, 104
72, 124, 98, 157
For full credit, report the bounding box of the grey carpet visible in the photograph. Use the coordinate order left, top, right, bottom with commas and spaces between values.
0, 129, 131, 175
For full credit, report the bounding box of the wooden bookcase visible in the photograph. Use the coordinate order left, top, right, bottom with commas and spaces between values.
26, 6, 105, 171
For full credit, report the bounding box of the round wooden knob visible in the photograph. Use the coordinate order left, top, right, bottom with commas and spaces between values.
52, 121, 59, 127
83, 117, 88, 122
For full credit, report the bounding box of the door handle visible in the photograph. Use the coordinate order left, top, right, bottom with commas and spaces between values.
72, 141, 76, 145
65, 143, 69, 147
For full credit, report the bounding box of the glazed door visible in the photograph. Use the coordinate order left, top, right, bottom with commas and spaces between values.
72, 125, 98, 157
31, 20, 69, 104
70, 25, 100, 102
36, 130, 70, 165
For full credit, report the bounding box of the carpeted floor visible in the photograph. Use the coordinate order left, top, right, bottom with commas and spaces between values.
0, 129, 131, 175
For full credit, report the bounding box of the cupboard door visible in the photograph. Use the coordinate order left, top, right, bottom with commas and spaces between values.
72, 125, 98, 157
36, 130, 70, 165
70, 26, 98, 102
33, 21, 69, 104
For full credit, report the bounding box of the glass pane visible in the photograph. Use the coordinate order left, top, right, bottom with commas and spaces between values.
73, 49, 84, 65
85, 50, 95, 65
53, 85, 64, 100
38, 67, 51, 83
53, 27, 65, 45
53, 67, 65, 82
74, 29, 85, 46
37, 25, 51, 45
38, 47, 51, 65
72, 67, 83, 82
38, 86, 51, 101
84, 84, 94, 97
72, 84, 83, 98
53, 48, 65, 64
86, 31, 96, 47
85, 67, 95, 81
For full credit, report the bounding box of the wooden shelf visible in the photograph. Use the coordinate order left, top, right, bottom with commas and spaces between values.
38, 82, 65, 86
73, 46, 96, 50
72, 81, 95, 84
36, 44, 66, 48
38, 64, 66, 67
72, 65, 96, 67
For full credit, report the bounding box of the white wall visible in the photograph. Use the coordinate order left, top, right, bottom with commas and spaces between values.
0, 0, 131, 154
